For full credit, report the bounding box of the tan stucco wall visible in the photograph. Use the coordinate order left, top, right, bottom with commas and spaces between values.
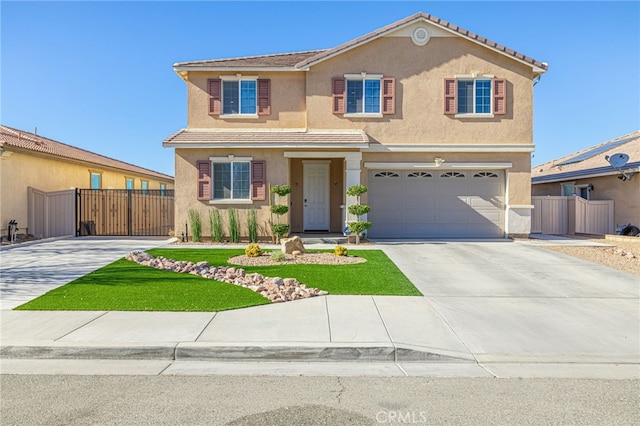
306, 36, 534, 145
0, 150, 174, 238
533, 176, 640, 226
185, 71, 307, 129
174, 148, 289, 239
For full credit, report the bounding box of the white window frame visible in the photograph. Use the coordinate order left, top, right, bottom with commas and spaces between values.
454, 74, 494, 118
220, 75, 259, 118
209, 155, 253, 204
344, 73, 383, 118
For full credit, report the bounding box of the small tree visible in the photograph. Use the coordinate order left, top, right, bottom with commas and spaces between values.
346, 184, 371, 245
270, 184, 291, 243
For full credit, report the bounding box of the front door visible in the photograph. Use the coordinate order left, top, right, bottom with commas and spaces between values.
303, 161, 330, 231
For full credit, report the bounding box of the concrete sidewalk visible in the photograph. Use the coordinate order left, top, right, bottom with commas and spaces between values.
1, 236, 639, 378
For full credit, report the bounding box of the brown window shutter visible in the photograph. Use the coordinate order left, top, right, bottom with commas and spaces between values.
208, 79, 221, 115
196, 160, 211, 200
332, 77, 345, 114
493, 78, 506, 115
257, 79, 271, 116
381, 77, 395, 115
251, 160, 266, 201
443, 79, 456, 115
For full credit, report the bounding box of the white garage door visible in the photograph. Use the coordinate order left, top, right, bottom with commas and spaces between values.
367, 169, 505, 238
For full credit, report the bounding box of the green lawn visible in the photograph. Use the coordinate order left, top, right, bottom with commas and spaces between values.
16, 249, 421, 312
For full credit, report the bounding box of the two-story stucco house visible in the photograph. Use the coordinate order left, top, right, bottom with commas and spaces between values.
163, 12, 548, 240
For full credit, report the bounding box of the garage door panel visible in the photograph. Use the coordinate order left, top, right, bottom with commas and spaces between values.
368, 169, 504, 239
404, 197, 436, 209
468, 196, 504, 208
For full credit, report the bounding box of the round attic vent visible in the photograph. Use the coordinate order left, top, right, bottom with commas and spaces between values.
412, 26, 430, 46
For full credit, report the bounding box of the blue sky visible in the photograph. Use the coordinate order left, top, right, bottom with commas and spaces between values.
2, 1, 639, 177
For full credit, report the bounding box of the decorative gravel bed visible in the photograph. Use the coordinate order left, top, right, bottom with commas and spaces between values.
229, 252, 367, 266
541, 237, 640, 276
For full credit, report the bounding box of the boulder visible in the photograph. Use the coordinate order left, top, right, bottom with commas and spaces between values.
281, 236, 306, 254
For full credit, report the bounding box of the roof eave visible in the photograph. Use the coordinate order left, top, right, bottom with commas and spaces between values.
532, 165, 640, 184
162, 142, 369, 149
296, 13, 548, 76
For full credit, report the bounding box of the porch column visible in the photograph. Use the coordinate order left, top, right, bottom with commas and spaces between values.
344, 152, 363, 225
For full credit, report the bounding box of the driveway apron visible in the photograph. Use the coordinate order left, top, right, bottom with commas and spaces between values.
380, 241, 639, 363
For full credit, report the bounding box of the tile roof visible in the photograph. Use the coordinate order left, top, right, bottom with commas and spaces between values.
174, 50, 326, 69
162, 129, 369, 148
175, 12, 547, 74
0, 125, 174, 180
532, 130, 640, 183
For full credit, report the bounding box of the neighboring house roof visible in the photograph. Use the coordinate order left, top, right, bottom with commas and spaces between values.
174, 11, 548, 77
162, 129, 369, 149
532, 131, 640, 184
0, 125, 174, 181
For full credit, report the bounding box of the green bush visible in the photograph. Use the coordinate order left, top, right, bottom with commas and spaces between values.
228, 208, 240, 243
245, 243, 263, 258
247, 209, 258, 243
346, 185, 368, 197
270, 184, 292, 197
348, 204, 371, 217
271, 223, 289, 239
270, 250, 286, 262
270, 204, 289, 215
209, 209, 223, 243
188, 210, 202, 242
334, 245, 348, 256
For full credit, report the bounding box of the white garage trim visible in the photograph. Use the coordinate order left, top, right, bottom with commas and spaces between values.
364, 144, 534, 153
365, 162, 512, 170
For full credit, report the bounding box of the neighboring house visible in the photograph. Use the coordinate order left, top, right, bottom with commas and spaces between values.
532, 131, 640, 228
0, 125, 174, 239
163, 11, 548, 239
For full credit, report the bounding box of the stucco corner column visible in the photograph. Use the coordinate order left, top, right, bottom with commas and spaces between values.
344, 152, 363, 225
506, 205, 534, 236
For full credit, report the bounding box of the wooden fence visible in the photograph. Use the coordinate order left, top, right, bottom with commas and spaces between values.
531, 196, 614, 235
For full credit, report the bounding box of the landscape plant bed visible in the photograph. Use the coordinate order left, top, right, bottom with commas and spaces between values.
16, 249, 421, 312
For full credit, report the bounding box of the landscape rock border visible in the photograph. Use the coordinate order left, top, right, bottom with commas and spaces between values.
125, 251, 328, 303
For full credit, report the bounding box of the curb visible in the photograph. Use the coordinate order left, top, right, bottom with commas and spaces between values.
0, 343, 473, 363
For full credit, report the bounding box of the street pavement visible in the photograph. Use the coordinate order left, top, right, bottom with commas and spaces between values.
0, 236, 638, 378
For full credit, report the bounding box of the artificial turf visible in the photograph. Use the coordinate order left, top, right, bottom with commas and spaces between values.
16, 249, 421, 312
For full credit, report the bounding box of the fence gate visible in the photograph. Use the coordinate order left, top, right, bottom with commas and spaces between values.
77, 189, 174, 236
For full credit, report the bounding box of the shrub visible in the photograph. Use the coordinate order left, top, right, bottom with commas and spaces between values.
270, 184, 292, 197
346, 184, 371, 245
270, 250, 286, 262
247, 209, 258, 243
270, 204, 289, 215
271, 223, 290, 240
245, 243, 263, 258
347, 204, 371, 217
209, 209, 223, 243
334, 245, 348, 256
188, 209, 202, 242
228, 208, 240, 243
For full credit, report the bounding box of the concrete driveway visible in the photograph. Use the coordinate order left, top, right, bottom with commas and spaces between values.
381, 241, 639, 368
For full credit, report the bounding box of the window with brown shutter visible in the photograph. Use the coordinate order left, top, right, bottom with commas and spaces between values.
332, 77, 346, 114
493, 78, 506, 115
196, 161, 211, 200
381, 77, 395, 115
257, 79, 271, 116
250, 160, 266, 201
443, 79, 457, 115
208, 79, 221, 115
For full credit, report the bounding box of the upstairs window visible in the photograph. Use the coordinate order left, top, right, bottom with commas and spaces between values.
223, 80, 256, 115
457, 79, 491, 114
208, 78, 270, 117
444, 78, 506, 116
347, 79, 380, 113
332, 74, 395, 115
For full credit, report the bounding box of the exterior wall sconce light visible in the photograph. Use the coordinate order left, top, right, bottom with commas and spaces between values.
434, 157, 445, 167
